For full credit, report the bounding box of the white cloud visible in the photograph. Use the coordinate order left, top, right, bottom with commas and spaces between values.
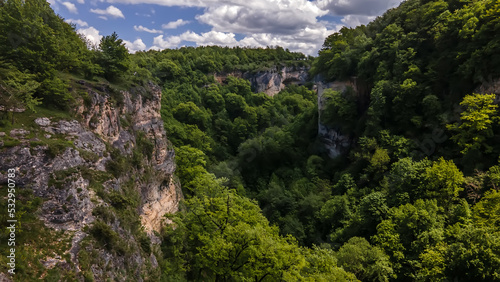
47, 0, 59, 10
124, 38, 146, 53
134, 25, 163, 34
236, 26, 334, 56
135, 12, 151, 17
105, 0, 402, 55
107, 0, 205, 6
180, 30, 238, 46
151, 35, 182, 49
78, 26, 102, 47
196, 1, 327, 35
65, 18, 89, 27
62, 2, 78, 14
89, 0, 104, 6
76, 0, 85, 3
90, 5, 125, 19
341, 15, 377, 27
162, 19, 190, 29
317, 0, 403, 16
151, 31, 238, 50
99, 16, 108, 20
150, 27, 334, 56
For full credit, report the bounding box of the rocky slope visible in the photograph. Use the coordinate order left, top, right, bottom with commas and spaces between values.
0, 81, 180, 280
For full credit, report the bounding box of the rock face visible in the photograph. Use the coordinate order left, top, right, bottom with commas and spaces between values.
0, 82, 180, 280
476, 78, 500, 103
316, 78, 356, 158
215, 66, 309, 96
216, 67, 354, 157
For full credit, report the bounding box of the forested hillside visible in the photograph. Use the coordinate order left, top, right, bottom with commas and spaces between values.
1, 0, 500, 281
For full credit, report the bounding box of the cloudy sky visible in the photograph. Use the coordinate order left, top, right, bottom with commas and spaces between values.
49, 0, 403, 56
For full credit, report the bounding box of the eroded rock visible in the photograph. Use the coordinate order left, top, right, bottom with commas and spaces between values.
9, 128, 30, 137
0, 82, 180, 279
35, 117, 51, 126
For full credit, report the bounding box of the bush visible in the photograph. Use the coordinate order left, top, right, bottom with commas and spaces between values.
105, 151, 128, 178
90, 220, 128, 255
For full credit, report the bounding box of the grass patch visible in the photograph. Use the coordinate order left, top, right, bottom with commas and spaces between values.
1, 136, 21, 148
0, 105, 74, 134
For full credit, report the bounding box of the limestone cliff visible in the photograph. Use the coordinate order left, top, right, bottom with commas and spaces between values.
0, 81, 180, 280
315, 78, 355, 158
215, 66, 309, 96
216, 67, 354, 158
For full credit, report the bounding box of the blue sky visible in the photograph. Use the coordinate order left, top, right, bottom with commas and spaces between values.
48, 0, 403, 56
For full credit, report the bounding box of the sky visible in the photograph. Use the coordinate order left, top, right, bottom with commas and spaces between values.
48, 0, 404, 56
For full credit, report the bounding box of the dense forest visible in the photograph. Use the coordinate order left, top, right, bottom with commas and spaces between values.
1, 0, 500, 280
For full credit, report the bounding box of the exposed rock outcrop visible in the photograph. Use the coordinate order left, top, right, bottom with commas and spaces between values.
0, 82, 180, 280
315, 78, 356, 158
77, 82, 179, 234
476, 78, 500, 103
215, 66, 309, 96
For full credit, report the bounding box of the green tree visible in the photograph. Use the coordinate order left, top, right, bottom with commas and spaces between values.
98, 32, 130, 81
388, 157, 431, 205
414, 243, 448, 282
447, 93, 498, 154
422, 157, 464, 206
174, 145, 208, 193
162, 179, 340, 281
373, 199, 445, 278
0, 0, 90, 75
224, 93, 247, 120
203, 89, 225, 113
321, 88, 357, 131
336, 237, 394, 282
472, 189, 500, 228
446, 225, 500, 281
0, 64, 41, 112
301, 246, 359, 281
173, 102, 210, 130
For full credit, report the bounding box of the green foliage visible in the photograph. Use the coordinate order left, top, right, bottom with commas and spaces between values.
388, 157, 431, 205
90, 220, 128, 255
0, 188, 77, 279
3, 0, 500, 279
173, 102, 210, 130
321, 88, 358, 131
445, 225, 500, 280
38, 76, 74, 109
105, 150, 128, 178
472, 189, 500, 228
162, 175, 354, 280
423, 157, 464, 206
174, 145, 208, 193
0, 64, 42, 111
447, 93, 499, 154
336, 237, 394, 281
0, 0, 98, 111
0, 0, 92, 75
97, 32, 130, 81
